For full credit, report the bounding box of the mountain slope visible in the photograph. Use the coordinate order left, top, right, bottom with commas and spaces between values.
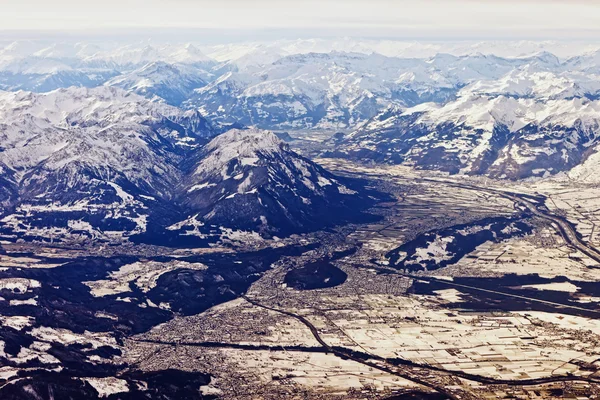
174, 128, 377, 236
0, 89, 380, 244
187, 52, 426, 130
0, 69, 119, 92
80, 44, 215, 70
337, 91, 600, 179
105, 62, 209, 106
461, 67, 600, 100
187, 51, 564, 130
0, 87, 216, 242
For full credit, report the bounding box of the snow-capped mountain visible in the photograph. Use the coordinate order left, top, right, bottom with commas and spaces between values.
0, 88, 375, 244
461, 67, 600, 100
188, 52, 425, 130
105, 62, 209, 106
4, 39, 600, 184
201, 38, 600, 61
80, 43, 215, 70
0, 87, 216, 242
0, 43, 117, 92
337, 88, 600, 179
187, 51, 564, 130
0, 69, 119, 92
0, 56, 74, 75
0, 42, 215, 95
565, 49, 600, 74
175, 129, 373, 236
0, 41, 216, 69
0, 40, 593, 133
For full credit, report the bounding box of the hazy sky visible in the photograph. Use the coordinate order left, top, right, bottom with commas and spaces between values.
2, 0, 600, 40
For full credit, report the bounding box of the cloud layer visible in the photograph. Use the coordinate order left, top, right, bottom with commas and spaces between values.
2, 0, 600, 39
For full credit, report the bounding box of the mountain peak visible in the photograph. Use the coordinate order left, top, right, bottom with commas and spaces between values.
178, 128, 379, 236
204, 128, 282, 156
169, 43, 213, 64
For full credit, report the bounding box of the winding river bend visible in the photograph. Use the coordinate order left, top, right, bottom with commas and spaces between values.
420, 177, 600, 266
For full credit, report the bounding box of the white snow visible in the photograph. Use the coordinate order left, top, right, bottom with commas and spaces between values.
406, 235, 455, 268
187, 182, 217, 192
84, 377, 129, 397
84, 260, 208, 297
193, 128, 281, 178
9, 297, 38, 306
0, 278, 41, 292
521, 282, 581, 293
0, 315, 34, 330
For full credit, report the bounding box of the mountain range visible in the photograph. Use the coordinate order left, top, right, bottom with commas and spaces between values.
0, 86, 378, 245
1, 39, 600, 193
336, 67, 600, 179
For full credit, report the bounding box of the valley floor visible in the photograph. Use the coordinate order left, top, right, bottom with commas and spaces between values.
2, 160, 600, 399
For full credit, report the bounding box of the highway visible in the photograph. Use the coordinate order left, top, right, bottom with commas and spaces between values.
239, 296, 600, 399
503, 191, 600, 265
419, 177, 600, 267
331, 166, 600, 266
241, 295, 463, 399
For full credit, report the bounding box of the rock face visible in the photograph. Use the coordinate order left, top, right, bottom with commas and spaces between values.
0, 88, 379, 244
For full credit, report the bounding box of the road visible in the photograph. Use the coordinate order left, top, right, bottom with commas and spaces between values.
330, 165, 600, 265
419, 177, 600, 266
241, 295, 462, 399
128, 290, 600, 399
238, 296, 600, 399
402, 272, 600, 315
504, 191, 600, 265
